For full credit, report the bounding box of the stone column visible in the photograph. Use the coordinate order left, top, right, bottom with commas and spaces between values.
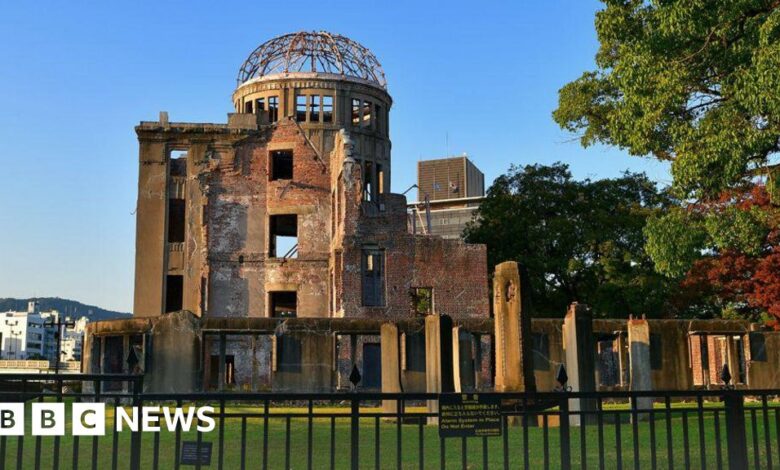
425, 314, 454, 423
380, 323, 402, 413
493, 261, 536, 392
452, 326, 463, 392
627, 318, 653, 418
563, 302, 596, 425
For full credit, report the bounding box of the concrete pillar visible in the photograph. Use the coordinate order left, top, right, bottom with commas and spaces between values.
425, 315, 454, 423
627, 319, 653, 418
493, 261, 536, 392
563, 302, 596, 425
380, 323, 402, 414
452, 326, 462, 392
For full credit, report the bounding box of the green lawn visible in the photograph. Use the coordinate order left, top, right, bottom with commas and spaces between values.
4, 401, 779, 469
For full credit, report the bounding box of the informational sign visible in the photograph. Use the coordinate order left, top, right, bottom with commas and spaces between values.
438, 393, 502, 438
180, 441, 212, 466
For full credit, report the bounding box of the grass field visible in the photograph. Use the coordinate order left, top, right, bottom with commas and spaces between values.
4, 401, 779, 469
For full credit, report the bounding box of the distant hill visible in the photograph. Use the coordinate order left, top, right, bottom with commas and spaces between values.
0, 298, 131, 321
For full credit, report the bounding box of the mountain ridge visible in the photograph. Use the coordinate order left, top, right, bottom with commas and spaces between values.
0, 297, 131, 321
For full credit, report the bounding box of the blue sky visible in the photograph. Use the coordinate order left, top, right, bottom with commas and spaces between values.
0, 0, 671, 313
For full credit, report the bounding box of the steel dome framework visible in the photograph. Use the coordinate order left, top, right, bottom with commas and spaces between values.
237, 31, 387, 89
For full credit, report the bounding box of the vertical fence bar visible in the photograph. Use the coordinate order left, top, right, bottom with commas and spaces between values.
129, 376, 143, 470
723, 391, 749, 470
262, 400, 269, 470
461, 437, 467, 470
543, 413, 549, 470
72, 435, 79, 470
482, 436, 488, 470
54, 377, 62, 470
697, 396, 706, 469
418, 418, 424, 470
649, 403, 657, 470
597, 397, 605, 470
174, 399, 182, 470
631, 396, 639, 470
559, 395, 572, 470
502, 415, 509, 470
307, 400, 313, 470
330, 416, 336, 470
523, 397, 530, 470
750, 409, 759, 470
284, 416, 291, 470
374, 416, 380, 470
762, 395, 772, 470
665, 396, 674, 470
714, 410, 723, 470
396, 398, 402, 470
350, 397, 359, 470
240, 417, 247, 470
682, 411, 690, 470
615, 408, 623, 470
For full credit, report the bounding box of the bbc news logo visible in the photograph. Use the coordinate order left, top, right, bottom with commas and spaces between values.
0, 404, 216, 436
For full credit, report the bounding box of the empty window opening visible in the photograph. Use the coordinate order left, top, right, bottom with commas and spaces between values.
244, 100, 253, 114
361, 343, 381, 389
268, 96, 279, 122
323, 95, 333, 123
208, 354, 235, 389
165, 275, 183, 313
169, 151, 187, 176
269, 214, 298, 258
270, 291, 297, 318
351, 99, 361, 125
377, 164, 384, 194
256, 97, 265, 114
270, 150, 293, 180
277, 335, 302, 373
363, 162, 373, 201
309, 95, 320, 122
167, 199, 185, 243
404, 332, 426, 372
296, 95, 307, 122
374, 104, 382, 131
411, 287, 433, 315
361, 100, 372, 127
361, 248, 385, 306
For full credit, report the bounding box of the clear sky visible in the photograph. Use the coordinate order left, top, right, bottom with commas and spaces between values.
0, 0, 671, 313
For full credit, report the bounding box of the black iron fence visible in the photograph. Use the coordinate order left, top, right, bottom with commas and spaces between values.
0, 374, 777, 469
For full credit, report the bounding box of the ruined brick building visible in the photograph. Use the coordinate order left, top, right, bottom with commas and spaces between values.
84, 31, 490, 392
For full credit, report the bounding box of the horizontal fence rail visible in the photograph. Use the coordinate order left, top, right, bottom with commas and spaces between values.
0, 374, 776, 469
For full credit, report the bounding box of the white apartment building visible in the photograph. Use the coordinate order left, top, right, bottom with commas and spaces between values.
0, 301, 88, 363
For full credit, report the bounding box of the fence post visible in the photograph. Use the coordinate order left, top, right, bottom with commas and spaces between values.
559, 394, 572, 470
723, 391, 748, 470
129, 375, 143, 470
351, 396, 360, 470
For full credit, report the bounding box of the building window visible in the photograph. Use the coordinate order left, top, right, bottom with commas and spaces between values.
377, 164, 384, 194
411, 287, 433, 315
244, 100, 253, 114
169, 152, 187, 176
363, 161, 373, 201
270, 291, 297, 318
256, 97, 265, 113
268, 96, 279, 122
270, 150, 293, 180
361, 248, 385, 306
351, 99, 360, 125
296, 95, 307, 122
362, 343, 381, 389
309, 95, 320, 122
361, 100, 372, 127
374, 104, 381, 130
167, 199, 185, 243
269, 214, 298, 258
323, 95, 333, 123
165, 275, 183, 313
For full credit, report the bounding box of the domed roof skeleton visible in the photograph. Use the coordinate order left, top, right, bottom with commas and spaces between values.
237, 31, 387, 89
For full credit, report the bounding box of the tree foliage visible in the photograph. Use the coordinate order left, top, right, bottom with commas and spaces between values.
554, 0, 780, 200
555, 0, 780, 325
464, 163, 674, 318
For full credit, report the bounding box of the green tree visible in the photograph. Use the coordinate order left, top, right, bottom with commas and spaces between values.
553, 1, 780, 323
553, 0, 780, 200
464, 163, 674, 318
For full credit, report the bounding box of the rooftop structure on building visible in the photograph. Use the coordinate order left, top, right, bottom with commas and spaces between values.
409, 155, 486, 239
